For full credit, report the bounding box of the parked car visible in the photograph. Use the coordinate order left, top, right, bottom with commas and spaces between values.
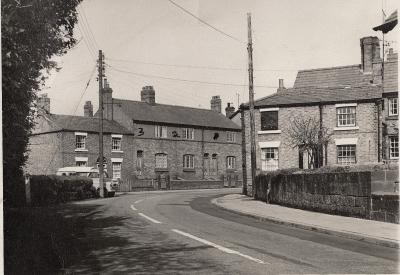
56, 167, 119, 197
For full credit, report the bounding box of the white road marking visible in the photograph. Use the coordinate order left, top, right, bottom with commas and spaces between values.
138, 213, 162, 224
134, 199, 144, 204
171, 229, 267, 265
130, 205, 137, 211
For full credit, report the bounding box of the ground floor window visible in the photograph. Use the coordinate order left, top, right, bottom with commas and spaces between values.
261, 147, 279, 171
389, 136, 399, 159
112, 162, 122, 179
226, 156, 236, 169
76, 161, 87, 167
155, 153, 168, 169
183, 154, 194, 169
337, 145, 356, 165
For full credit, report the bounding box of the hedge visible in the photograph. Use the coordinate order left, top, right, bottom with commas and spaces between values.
29, 175, 95, 206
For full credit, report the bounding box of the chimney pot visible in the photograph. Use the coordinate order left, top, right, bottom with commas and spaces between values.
84, 101, 93, 117
141, 86, 156, 104
210, 95, 222, 113
225, 102, 235, 118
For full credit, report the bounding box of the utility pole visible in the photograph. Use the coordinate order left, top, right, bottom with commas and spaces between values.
98, 50, 105, 198
247, 13, 256, 196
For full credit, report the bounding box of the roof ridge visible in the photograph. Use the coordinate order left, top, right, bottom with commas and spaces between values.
297, 64, 361, 73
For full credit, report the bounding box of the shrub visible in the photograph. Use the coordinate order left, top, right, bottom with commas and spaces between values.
29, 175, 94, 206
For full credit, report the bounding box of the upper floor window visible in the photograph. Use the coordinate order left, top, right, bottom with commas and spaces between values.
389, 98, 398, 116
226, 156, 236, 169
260, 109, 278, 131
336, 106, 356, 127
227, 132, 236, 142
183, 154, 194, 169
112, 135, 122, 151
337, 145, 356, 165
155, 153, 168, 169
261, 147, 279, 171
75, 132, 87, 150
182, 128, 194, 140
389, 136, 399, 159
155, 125, 168, 138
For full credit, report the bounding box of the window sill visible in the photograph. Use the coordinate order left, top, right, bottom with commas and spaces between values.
75, 149, 88, 152
387, 114, 398, 119
389, 157, 399, 160
334, 126, 359, 131
155, 168, 169, 172
112, 150, 124, 153
183, 168, 195, 172
258, 130, 281, 134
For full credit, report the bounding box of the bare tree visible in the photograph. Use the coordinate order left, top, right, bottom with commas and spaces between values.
285, 116, 332, 169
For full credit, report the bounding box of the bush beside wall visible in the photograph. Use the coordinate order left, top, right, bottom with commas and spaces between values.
30, 175, 94, 206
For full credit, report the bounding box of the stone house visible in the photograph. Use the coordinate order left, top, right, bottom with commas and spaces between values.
235, 36, 398, 194
26, 86, 242, 185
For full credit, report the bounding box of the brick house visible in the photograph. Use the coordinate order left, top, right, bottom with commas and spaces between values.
26, 86, 242, 185
235, 36, 398, 194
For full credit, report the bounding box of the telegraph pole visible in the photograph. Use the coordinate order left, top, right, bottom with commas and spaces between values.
98, 50, 105, 198
247, 13, 256, 196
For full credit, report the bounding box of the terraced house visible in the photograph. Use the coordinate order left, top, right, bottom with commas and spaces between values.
26, 85, 242, 188
235, 36, 398, 194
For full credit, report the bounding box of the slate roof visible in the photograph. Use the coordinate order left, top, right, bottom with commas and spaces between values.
113, 98, 241, 130
251, 86, 382, 108
33, 113, 131, 135
293, 64, 374, 89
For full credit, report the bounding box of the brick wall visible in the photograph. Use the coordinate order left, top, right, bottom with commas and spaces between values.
242, 101, 379, 194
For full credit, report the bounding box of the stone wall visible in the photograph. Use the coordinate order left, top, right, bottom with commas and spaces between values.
371, 194, 399, 223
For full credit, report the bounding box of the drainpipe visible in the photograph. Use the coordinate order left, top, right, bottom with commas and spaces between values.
201, 128, 205, 179
376, 99, 382, 162
241, 107, 247, 195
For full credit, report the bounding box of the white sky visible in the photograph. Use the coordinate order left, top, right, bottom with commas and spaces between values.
44, 0, 398, 116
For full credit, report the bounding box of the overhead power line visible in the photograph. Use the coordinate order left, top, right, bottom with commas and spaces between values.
106, 64, 277, 88
167, 0, 245, 44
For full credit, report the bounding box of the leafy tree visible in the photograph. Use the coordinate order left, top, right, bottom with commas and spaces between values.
2, 0, 82, 206
285, 116, 332, 169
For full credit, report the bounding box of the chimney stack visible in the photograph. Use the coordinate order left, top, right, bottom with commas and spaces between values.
37, 93, 50, 114
84, 101, 93, 117
277, 79, 286, 93
225, 103, 235, 118
360, 36, 381, 73
140, 86, 156, 105
210, 95, 222, 113
102, 78, 113, 120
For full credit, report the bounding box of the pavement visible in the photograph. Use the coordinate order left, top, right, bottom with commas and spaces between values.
212, 193, 400, 249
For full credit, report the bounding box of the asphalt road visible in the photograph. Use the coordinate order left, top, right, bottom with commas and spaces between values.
65, 188, 399, 274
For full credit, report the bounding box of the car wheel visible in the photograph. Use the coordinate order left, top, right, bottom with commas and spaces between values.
108, 191, 115, 197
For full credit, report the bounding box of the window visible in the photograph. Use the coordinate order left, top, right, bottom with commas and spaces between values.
112, 135, 122, 151
182, 128, 194, 140
75, 132, 87, 150
210, 154, 218, 176
389, 136, 399, 159
337, 145, 356, 165
183, 154, 194, 169
226, 156, 236, 169
227, 132, 235, 142
261, 148, 279, 171
155, 126, 168, 138
112, 162, 122, 179
136, 150, 143, 175
261, 111, 278, 131
155, 153, 168, 169
389, 98, 398, 116
76, 161, 87, 167
337, 106, 356, 127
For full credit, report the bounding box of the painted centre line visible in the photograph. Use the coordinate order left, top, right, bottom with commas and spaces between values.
171, 229, 267, 265
134, 199, 144, 204
138, 213, 162, 224
130, 205, 137, 211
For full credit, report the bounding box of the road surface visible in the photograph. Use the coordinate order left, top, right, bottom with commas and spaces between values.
65, 188, 399, 274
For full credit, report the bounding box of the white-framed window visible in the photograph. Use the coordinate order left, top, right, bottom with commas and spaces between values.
336, 106, 356, 127
260, 109, 279, 131
389, 136, 399, 159
112, 162, 122, 179
183, 154, 194, 169
227, 132, 236, 142
226, 156, 236, 169
261, 148, 279, 171
136, 150, 143, 175
182, 128, 194, 140
112, 135, 122, 151
75, 132, 87, 150
155, 125, 168, 138
337, 145, 356, 165
389, 98, 398, 116
155, 153, 168, 169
